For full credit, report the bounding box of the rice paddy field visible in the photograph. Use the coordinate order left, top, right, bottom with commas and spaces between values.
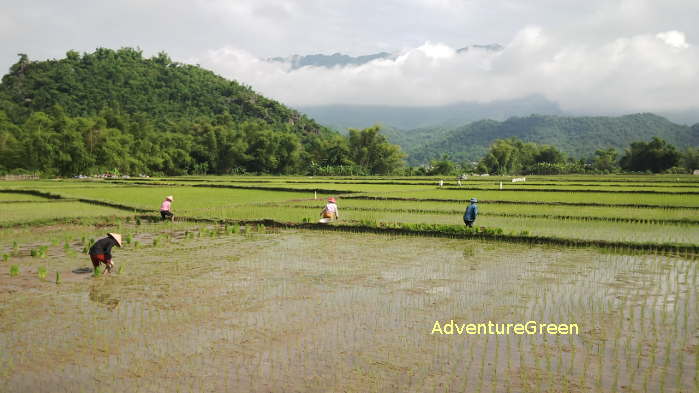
1, 174, 698, 392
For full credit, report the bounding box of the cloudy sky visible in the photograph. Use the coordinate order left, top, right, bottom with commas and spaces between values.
2, 0, 698, 116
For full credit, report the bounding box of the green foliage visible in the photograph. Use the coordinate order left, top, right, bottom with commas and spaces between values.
29, 246, 49, 258
37, 266, 47, 280
348, 126, 406, 174
620, 137, 680, 173
680, 147, 699, 172
10, 264, 19, 276
0, 49, 406, 176
426, 155, 459, 175
477, 137, 567, 175
407, 114, 699, 165
2, 254, 8, 262
592, 148, 619, 173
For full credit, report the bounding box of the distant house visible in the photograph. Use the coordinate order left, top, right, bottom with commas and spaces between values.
694, 169, 699, 175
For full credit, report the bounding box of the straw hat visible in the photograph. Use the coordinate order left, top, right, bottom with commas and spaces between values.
107, 233, 123, 247
166, 196, 173, 201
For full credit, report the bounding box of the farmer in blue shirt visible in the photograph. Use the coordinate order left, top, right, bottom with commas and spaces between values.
463, 198, 478, 227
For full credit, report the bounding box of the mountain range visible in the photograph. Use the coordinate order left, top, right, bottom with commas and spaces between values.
268, 43, 503, 70
401, 113, 699, 165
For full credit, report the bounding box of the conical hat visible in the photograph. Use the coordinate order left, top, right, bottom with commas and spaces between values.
107, 233, 123, 247
166, 196, 173, 201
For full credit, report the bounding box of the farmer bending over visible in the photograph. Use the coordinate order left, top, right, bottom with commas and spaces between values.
89, 233, 122, 273
463, 198, 478, 227
321, 197, 339, 221
160, 195, 174, 221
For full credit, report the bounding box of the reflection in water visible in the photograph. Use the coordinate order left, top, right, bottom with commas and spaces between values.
1, 231, 696, 393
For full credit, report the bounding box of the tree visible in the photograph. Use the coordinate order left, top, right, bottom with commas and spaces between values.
348, 125, 405, 174
680, 147, 699, 172
619, 137, 680, 173
592, 148, 619, 173
533, 145, 564, 164
427, 155, 457, 175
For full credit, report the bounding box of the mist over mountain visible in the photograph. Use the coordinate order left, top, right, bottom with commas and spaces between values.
267, 44, 503, 70
297, 95, 562, 131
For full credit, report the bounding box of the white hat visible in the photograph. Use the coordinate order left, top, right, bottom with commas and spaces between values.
107, 233, 123, 247
166, 196, 173, 201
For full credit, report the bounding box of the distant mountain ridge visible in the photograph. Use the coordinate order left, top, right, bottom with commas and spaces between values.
269, 52, 392, 70
405, 113, 699, 165
268, 43, 503, 69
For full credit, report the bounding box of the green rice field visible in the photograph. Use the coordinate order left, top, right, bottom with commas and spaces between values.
1, 174, 697, 392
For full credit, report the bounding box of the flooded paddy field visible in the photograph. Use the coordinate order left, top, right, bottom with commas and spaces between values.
1, 175, 698, 392
1, 225, 696, 392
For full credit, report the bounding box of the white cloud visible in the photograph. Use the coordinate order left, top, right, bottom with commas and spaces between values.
1, 0, 699, 117
657, 30, 690, 49
196, 27, 699, 114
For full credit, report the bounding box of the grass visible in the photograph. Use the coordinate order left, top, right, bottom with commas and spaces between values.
28, 185, 331, 213
0, 201, 133, 226
284, 198, 699, 223
369, 189, 699, 207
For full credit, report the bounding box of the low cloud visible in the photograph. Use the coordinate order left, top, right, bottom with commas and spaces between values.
196, 26, 699, 114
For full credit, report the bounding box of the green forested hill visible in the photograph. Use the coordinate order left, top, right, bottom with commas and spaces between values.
406, 114, 699, 165
0, 48, 405, 176
0, 48, 321, 134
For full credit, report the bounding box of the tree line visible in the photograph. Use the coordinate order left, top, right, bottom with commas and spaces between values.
421, 136, 699, 176
0, 108, 405, 176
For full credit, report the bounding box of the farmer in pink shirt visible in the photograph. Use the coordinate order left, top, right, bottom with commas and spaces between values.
160, 195, 174, 221
320, 197, 339, 221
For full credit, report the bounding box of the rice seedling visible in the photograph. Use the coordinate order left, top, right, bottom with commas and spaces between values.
37, 266, 47, 280
2, 253, 9, 262
1, 175, 697, 392
55, 271, 60, 284
92, 266, 102, 277
9, 264, 19, 276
